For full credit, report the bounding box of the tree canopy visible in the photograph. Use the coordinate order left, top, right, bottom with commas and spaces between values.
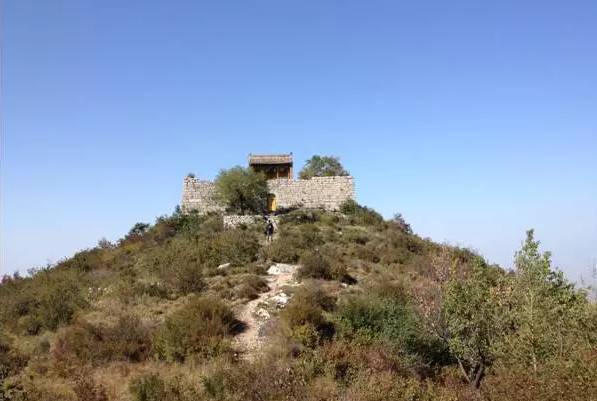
214, 166, 268, 214
298, 155, 349, 179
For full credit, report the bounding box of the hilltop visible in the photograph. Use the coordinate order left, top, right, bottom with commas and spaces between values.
1, 202, 596, 401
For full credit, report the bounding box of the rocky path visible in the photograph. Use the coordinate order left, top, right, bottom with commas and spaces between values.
233, 263, 298, 360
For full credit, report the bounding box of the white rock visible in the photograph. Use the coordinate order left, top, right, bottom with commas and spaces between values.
270, 292, 290, 307
256, 308, 270, 319
217, 262, 231, 270
267, 263, 298, 275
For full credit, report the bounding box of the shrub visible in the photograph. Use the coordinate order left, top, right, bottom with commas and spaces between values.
280, 285, 335, 347
123, 222, 151, 243
345, 371, 427, 401
298, 251, 348, 281
129, 373, 203, 401
175, 213, 224, 240
2, 377, 77, 401
130, 374, 166, 401
340, 200, 384, 227
264, 237, 302, 263
54, 315, 151, 366
153, 296, 237, 361
1, 268, 87, 333
344, 228, 371, 245
334, 282, 421, 348
213, 229, 260, 266
296, 224, 325, 248
35, 272, 87, 331
166, 265, 205, 296
0, 333, 28, 382
389, 213, 413, 235
64, 249, 105, 272
72, 376, 109, 401
483, 352, 597, 401
146, 230, 258, 294
278, 209, 321, 224
201, 356, 308, 401
263, 225, 325, 264
234, 274, 269, 300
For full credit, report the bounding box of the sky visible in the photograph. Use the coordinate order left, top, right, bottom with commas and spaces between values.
1, 0, 596, 282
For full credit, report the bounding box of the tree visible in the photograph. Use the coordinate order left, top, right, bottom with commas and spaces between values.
495, 230, 591, 372
127, 222, 150, 239
390, 213, 413, 234
443, 258, 502, 389
298, 155, 349, 179
214, 166, 268, 214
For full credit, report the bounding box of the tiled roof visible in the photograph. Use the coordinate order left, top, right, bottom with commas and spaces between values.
248, 154, 293, 165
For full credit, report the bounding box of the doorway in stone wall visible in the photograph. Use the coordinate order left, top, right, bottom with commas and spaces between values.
267, 194, 277, 213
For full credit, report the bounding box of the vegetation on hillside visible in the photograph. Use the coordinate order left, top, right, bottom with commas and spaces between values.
1, 201, 595, 401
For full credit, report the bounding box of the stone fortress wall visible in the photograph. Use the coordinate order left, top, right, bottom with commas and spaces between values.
267, 176, 355, 210
181, 177, 225, 214
181, 175, 355, 214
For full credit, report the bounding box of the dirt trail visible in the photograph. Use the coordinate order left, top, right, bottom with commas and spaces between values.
233, 264, 298, 359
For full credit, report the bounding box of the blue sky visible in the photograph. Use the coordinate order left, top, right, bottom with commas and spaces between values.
2, 0, 596, 282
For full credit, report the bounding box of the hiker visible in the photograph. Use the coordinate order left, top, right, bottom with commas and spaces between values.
265, 219, 275, 242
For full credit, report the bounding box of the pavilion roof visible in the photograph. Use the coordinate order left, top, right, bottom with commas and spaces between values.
248, 154, 293, 165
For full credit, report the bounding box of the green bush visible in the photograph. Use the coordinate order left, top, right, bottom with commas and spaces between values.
129, 373, 202, 401
174, 212, 224, 240
298, 251, 348, 281
0, 332, 28, 382
213, 229, 260, 266
63, 249, 105, 272
264, 238, 301, 263
340, 200, 384, 227
1, 268, 87, 333
278, 209, 321, 224
334, 282, 422, 347
153, 296, 237, 362
168, 265, 205, 295
280, 285, 335, 347
263, 225, 325, 264
234, 274, 269, 300
130, 374, 166, 401
145, 229, 259, 294
53, 315, 151, 366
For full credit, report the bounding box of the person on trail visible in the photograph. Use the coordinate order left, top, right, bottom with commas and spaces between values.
265, 219, 275, 242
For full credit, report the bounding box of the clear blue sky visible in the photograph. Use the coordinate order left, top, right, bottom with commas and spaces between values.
2, 1, 596, 282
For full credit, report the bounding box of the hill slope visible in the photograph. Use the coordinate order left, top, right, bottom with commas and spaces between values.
1, 205, 595, 401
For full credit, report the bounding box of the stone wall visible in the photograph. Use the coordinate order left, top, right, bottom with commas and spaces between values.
223, 215, 279, 229
268, 176, 355, 210
181, 175, 355, 214
181, 176, 225, 214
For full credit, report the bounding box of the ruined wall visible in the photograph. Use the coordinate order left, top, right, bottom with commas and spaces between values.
181, 175, 355, 214
181, 176, 225, 214
223, 215, 279, 229
268, 176, 355, 210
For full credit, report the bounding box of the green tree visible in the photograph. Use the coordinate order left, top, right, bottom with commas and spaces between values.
214, 166, 268, 214
298, 155, 349, 179
443, 259, 502, 389
495, 230, 591, 372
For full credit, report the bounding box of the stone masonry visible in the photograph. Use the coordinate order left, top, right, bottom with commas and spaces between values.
181, 177, 225, 214
181, 175, 355, 214
267, 176, 355, 210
